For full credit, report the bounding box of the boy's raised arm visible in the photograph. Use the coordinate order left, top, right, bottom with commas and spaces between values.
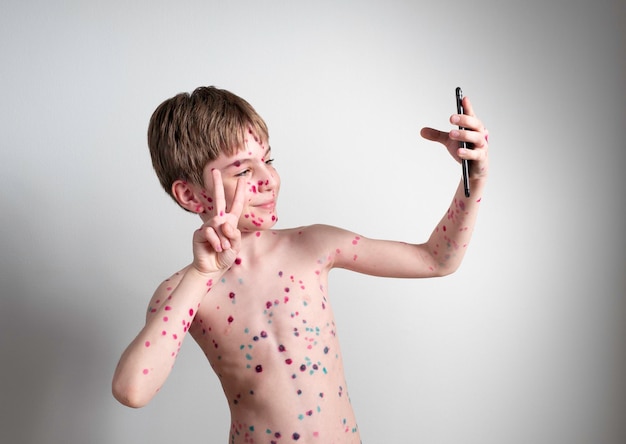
420, 95, 489, 275
112, 171, 245, 408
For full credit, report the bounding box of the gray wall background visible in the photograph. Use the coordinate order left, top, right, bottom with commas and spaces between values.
1, 0, 624, 443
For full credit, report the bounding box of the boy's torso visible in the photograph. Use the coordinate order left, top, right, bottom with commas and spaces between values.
182, 226, 361, 443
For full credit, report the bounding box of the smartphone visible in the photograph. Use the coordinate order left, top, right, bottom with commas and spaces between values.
455, 87, 472, 197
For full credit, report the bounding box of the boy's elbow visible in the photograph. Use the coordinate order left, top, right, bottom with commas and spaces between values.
112, 378, 152, 409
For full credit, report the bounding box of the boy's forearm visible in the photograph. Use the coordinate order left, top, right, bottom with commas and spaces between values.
112, 266, 219, 408
426, 177, 486, 275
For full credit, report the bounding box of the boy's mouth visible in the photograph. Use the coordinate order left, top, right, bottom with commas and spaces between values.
254, 200, 276, 211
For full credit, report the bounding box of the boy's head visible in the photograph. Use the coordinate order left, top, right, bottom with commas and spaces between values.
148, 86, 269, 209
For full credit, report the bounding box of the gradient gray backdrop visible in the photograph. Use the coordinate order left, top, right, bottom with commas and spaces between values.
1, 1, 624, 443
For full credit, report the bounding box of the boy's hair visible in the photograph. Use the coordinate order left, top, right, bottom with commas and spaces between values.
147, 86, 269, 208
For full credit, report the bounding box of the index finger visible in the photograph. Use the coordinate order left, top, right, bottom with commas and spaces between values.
211, 169, 226, 216
458, 96, 485, 132
227, 177, 245, 218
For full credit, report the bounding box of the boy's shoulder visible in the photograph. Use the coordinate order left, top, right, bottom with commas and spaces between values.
268, 224, 355, 249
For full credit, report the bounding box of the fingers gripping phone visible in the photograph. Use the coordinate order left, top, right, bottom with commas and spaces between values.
456, 87, 472, 197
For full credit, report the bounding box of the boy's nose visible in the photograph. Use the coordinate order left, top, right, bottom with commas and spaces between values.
257, 169, 277, 193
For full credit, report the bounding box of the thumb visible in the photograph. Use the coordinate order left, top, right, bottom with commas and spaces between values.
420, 127, 447, 144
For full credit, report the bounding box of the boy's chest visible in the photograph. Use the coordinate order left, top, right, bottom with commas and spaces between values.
188, 258, 338, 367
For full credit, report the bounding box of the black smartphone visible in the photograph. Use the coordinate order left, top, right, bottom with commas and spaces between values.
456, 87, 472, 197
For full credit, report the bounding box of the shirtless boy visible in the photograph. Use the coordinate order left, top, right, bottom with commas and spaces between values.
112, 86, 489, 443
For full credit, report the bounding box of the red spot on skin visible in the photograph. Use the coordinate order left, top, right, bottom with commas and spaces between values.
266, 301, 272, 309
284, 287, 290, 293
234, 161, 241, 167
255, 365, 263, 373
163, 316, 169, 322
235, 258, 242, 265
443, 225, 447, 232
459, 200, 466, 211
285, 359, 293, 365
228, 316, 234, 324
162, 330, 167, 335
476, 197, 482, 203
145, 341, 150, 347
189, 308, 194, 316
255, 232, 261, 237
142, 369, 149, 375
165, 306, 171, 311
230, 292, 236, 299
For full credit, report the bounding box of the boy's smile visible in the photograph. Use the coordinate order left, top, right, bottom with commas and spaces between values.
199, 133, 280, 232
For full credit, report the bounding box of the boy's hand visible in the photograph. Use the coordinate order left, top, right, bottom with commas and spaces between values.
420, 95, 489, 180
191, 169, 244, 274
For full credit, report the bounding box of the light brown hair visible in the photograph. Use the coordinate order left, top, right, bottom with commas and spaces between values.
147, 86, 269, 207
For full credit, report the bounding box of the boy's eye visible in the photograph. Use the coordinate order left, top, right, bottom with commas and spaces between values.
235, 169, 251, 177
265, 158, 275, 165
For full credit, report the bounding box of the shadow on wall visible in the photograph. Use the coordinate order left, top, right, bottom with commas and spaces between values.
0, 198, 114, 444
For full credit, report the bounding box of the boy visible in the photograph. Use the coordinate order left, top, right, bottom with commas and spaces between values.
112, 86, 489, 443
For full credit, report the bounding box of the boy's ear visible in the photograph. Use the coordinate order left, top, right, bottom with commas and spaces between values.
172, 180, 204, 213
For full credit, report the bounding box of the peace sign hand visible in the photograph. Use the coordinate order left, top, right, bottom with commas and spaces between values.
191, 169, 245, 274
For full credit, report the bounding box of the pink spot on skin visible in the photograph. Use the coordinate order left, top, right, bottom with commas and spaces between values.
142, 369, 149, 375
165, 306, 172, 311
145, 341, 150, 347
173, 334, 178, 340
459, 200, 466, 211
162, 330, 167, 336
476, 197, 482, 203
189, 308, 194, 316
255, 232, 261, 237
163, 316, 169, 322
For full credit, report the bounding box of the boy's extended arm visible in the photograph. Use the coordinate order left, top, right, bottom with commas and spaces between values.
329, 95, 489, 278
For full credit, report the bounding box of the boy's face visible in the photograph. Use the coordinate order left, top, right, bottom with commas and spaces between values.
199, 132, 280, 232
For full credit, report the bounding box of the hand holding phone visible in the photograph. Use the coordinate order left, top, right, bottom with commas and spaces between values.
455, 87, 472, 197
